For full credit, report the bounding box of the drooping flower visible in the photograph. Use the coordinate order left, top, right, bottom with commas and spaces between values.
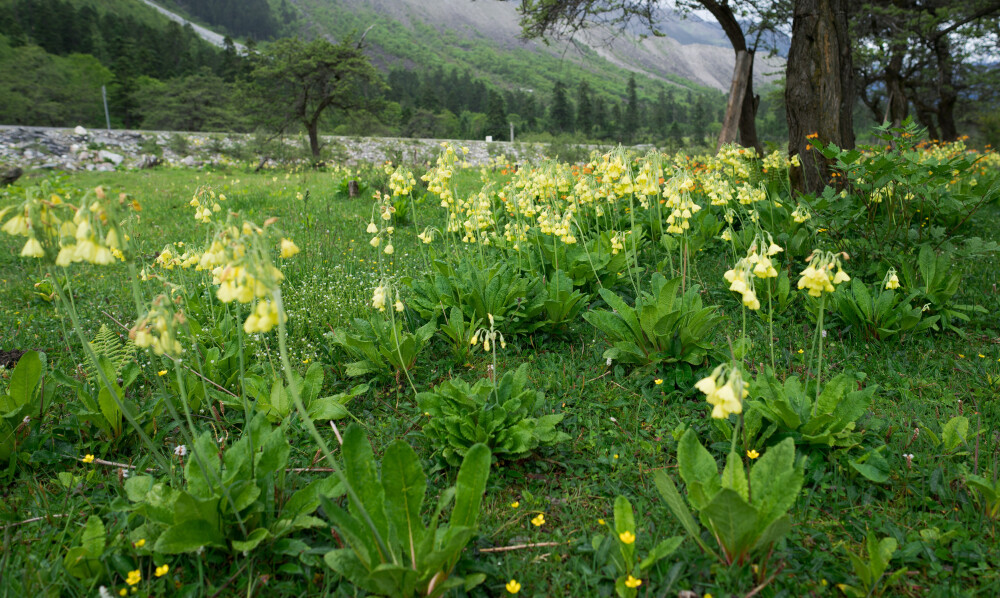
885, 268, 900, 290
695, 365, 745, 419
279, 238, 300, 258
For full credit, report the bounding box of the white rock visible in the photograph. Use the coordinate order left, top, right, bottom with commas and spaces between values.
98, 150, 124, 165
74, 126, 87, 135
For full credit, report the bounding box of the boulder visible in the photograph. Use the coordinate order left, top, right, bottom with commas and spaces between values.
98, 150, 124, 165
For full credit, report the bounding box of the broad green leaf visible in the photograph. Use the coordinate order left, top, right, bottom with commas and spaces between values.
154, 519, 224, 554
82, 514, 105, 556
324, 549, 382, 594
749, 438, 803, 525
382, 439, 428, 567
699, 489, 758, 562
231, 528, 271, 553
283, 476, 345, 518
185, 432, 220, 499
721, 451, 749, 501
5, 350, 42, 411
849, 447, 891, 483
941, 416, 969, 452
342, 424, 390, 555
450, 443, 490, 531
639, 536, 683, 570
677, 429, 720, 510
653, 471, 716, 559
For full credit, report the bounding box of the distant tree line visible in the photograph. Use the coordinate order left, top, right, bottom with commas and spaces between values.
0, 0, 751, 150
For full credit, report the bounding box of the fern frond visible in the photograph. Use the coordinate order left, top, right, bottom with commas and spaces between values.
84, 324, 136, 383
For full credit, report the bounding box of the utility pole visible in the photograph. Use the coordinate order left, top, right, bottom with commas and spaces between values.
509, 122, 514, 143
101, 85, 111, 131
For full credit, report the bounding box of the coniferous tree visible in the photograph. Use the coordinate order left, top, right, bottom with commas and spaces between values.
623, 74, 639, 142
576, 80, 594, 136
550, 80, 574, 133
485, 90, 508, 140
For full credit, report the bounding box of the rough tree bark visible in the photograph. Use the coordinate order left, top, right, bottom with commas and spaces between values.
785, 0, 856, 194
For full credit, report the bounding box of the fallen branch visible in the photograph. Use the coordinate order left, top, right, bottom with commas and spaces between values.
478, 541, 564, 553
0, 513, 68, 531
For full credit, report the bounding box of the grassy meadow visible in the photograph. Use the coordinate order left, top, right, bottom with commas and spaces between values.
1, 132, 1000, 598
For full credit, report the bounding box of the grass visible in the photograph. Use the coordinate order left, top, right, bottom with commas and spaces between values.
1, 150, 999, 598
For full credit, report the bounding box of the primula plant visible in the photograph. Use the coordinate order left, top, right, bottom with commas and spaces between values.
417, 364, 568, 466
407, 259, 545, 335
583, 274, 722, 374
121, 413, 344, 555
332, 314, 436, 380
831, 275, 939, 341
0, 351, 49, 462
747, 371, 876, 450
321, 425, 491, 597
655, 431, 805, 570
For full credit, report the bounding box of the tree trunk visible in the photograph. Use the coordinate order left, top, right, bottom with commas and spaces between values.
738, 56, 763, 155
700, 0, 762, 155
718, 50, 752, 150
932, 36, 959, 141
885, 50, 907, 127
785, 0, 856, 194
306, 119, 321, 161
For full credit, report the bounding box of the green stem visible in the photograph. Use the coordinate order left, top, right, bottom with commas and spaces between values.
272, 288, 392, 562
815, 294, 826, 400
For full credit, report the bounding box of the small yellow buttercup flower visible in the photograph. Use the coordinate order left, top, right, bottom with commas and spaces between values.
125, 569, 141, 586
598, 518, 605, 525
747, 449, 760, 459
82, 454, 95, 464
531, 513, 545, 527
505, 579, 521, 594
625, 575, 642, 588
619, 530, 636, 544
157, 370, 167, 376
510, 501, 519, 508
654, 378, 663, 385
155, 564, 169, 577
134, 538, 146, 548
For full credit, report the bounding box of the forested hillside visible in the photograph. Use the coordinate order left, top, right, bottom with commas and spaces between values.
0, 0, 772, 146
0, 0, 241, 129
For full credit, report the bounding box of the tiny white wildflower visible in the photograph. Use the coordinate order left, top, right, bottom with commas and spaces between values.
174, 445, 187, 457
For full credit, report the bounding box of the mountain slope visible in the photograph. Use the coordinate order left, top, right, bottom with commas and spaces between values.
292, 0, 780, 94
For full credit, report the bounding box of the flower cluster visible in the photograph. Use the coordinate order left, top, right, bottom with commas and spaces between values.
695, 364, 747, 419
724, 234, 782, 310
371, 282, 404, 313
798, 250, 850, 297
130, 294, 186, 357
189, 186, 226, 223
1, 185, 131, 266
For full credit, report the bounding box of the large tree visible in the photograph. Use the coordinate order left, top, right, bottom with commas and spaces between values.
852, 0, 1000, 141
246, 36, 384, 161
785, 0, 855, 192
514, 0, 856, 192
515, 0, 788, 155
